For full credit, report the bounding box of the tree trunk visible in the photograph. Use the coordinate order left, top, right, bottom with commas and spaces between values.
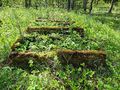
108, 0, 114, 13
28, 0, 31, 7
67, 0, 71, 11
0, 0, 2, 7
25, 0, 28, 8
67, 0, 74, 11
71, 0, 74, 10
89, 0, 94, 14
83, 0, 87, 12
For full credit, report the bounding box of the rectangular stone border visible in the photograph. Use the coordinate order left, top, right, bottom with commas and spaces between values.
7, 50, 106, 67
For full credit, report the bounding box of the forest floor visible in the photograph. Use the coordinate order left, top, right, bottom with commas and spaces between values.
0, 7, 120, 90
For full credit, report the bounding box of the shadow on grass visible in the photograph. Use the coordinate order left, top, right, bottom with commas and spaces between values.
91, 13, 120, 31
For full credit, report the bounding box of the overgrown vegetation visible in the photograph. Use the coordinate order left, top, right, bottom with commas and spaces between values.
0, 0, 120, 90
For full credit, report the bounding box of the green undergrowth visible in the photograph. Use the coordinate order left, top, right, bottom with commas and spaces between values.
90, 1, 120, 31
13, 31, 97, 52
0, 7, 120, 89
30, 21, 71, 27
91, 13, 120, 31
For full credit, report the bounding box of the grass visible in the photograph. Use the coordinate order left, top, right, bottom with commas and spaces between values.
0, 6, 120, 90
91, 13, 120, 31
91, 1, 120, 31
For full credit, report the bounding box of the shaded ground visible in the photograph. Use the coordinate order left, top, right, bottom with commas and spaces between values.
91, 13, 120, 31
